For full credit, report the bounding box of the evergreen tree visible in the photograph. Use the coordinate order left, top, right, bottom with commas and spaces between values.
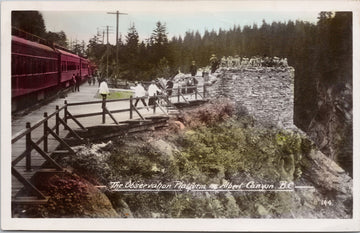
45, 31, 68, 48
150, 21, 168, 46
12, 11, 46, 37
126, 24, 139, 50
149, 21, 171, 68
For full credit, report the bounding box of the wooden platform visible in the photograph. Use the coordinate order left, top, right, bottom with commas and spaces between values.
11, 83, 208, 205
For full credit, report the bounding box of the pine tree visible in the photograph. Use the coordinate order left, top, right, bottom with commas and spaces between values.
12, 11, 47, 37
150, 21, 168, 46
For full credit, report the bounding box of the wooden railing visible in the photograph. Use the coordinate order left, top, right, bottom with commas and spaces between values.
12, 105, 76, 201
11, 84, 208, 201
66, 84, 208, 124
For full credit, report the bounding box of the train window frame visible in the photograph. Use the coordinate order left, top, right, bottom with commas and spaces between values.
27, 57, 32, 75
62, 61, 66, 72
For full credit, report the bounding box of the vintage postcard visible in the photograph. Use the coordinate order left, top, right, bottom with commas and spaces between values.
1, 0, 360, 231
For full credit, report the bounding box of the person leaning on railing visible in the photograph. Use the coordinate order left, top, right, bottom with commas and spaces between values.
166, 78, 174, 97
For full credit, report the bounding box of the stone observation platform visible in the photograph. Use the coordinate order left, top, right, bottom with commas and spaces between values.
209, 67, 295, 130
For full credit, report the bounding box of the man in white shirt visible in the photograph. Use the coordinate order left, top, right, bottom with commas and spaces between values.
148, 81, 161, 106
131, 81, 149, 110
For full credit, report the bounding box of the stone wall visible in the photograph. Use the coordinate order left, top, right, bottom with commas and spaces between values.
208, 67, 295, 130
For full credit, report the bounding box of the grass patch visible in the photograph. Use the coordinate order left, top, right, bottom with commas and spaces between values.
95, 91, 133, 100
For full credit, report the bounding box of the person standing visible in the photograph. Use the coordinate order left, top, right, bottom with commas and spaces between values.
148, 80, 161, 106
192, 76, 198, 94
75, 73, 81, 92
209, 54, 219, 73
99, 80, 110, 100
92, 76, 96, 85
186, 77, 193, 94
71, 74, 76, 92
166, 78, 174, 97
190, 60, 197, 77
131, 81, 149, 110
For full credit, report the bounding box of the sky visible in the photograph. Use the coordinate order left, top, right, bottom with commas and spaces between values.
41, 8, 320, 46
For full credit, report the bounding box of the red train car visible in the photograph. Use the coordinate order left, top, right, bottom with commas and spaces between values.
11, 35, 59, 98
80, 57, 90, 80
11, 31, 93, 112
57, 48, 81, 87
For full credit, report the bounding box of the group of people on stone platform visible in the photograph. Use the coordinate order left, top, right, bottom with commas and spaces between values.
219, 55, 289, 69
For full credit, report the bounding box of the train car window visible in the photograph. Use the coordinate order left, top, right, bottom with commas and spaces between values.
31, 58, 34, 75
40, 59, 44, 74
40, 59, 46, 73
23, 57, 27, 74
11, 55, 16, 75
23, 58, 27, 75
67, 61, 77, 71
33, 58, 36, 74
19, 56, 23, 75
41, 59, 45, 73
17, 56, 24, 74
41, 59, 43, 73
18, 56, 23, 75
45, 60, 49, 73
27, 57, 32, 75
41, 59, 44, 73
35, 59, 37, 74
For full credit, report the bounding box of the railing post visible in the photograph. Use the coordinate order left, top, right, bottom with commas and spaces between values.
195, 87, 198, 100
64, 100, 68, 127
43, 112, 48, 153
178, 86, 180, 103
153, 94, 156, 114
203, 85, 206, 98
55, 105, 60, 135
130, 95, 133, 119
25, 122, 32, 171
102, 95, 106, 124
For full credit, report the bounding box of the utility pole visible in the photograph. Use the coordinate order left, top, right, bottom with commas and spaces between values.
106, 25, 109, 44
102, 30, 105, 44
101, 25, 113, 79
106, 26, 109, 78
107, 11, 127, 66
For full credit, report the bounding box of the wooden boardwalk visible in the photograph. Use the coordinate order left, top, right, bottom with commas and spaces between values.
11, 81, 208, 204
